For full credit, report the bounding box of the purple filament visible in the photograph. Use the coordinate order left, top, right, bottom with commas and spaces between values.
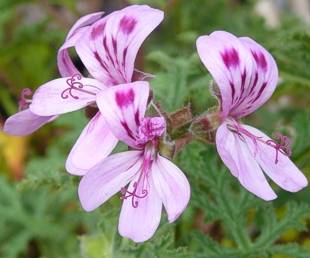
228, 123, 291, 164
61, 74, 97, 99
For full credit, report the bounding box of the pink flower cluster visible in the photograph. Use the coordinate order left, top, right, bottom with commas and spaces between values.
2, 5, 307, 242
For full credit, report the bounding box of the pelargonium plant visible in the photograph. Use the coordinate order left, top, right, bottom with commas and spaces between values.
2, 4, 307, 243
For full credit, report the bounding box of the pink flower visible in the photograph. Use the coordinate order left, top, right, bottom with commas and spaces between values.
3, 5, 164, 176
196, 31, 307, 200
2, 11, 105, 137
78, 82, 190, 242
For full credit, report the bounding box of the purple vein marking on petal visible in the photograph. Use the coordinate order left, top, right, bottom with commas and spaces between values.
252, 82, 267, 103
241, 69, 246, 95
122, 46, 128, 66
111, 36, 125, 80
112, 36, 118, 58
229, 81, 236, 103
135, 110, 140, 126
221, 48, 240, 69
252, 50, 267, 71
121, 121, 135, 140
119, 16, 137, 35
94, 51, 118, 84
115, 88, 135, 108
103, 36, 115, 66
112, 36, 121, 69
111, 35, 127, 82
249, 71, 259, 96
93, 51, 110, 74
233, 69, 247, 107
91, 22, 106, 40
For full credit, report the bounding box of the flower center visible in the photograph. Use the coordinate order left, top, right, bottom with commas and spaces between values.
135, 116, 166, 146
227, 123, 291, 164
19, 88, 33, 110
120, 146, 155, 208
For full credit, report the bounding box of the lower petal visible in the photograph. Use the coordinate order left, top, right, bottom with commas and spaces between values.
66, 112, 118, 175
78, 151, 142, 212
243, 125, 308, 192
152, 155, 190, 223
2, 109, 55, 136
118, 174, 162, 243
30, 77, 104, 116
216, 123, 277, 201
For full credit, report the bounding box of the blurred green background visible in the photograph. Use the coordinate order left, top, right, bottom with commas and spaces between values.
0, 0, 310, 257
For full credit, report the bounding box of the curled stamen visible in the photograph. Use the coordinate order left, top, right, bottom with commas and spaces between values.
18, 88, 33, 110
227, 123, 261, 156
227, 123, 291, 164
275, 132, 292, 156
61, 74, 98, 99
266, 132, 292, 164
120, 182, 148, 208
120, 148, 154, 208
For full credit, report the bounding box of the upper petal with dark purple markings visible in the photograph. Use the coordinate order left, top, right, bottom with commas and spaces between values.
196, 31, 278, 119
197, 31, 254, 118
75, 5, 164, 86
232, 37, 278, 117
96, 81, 149, 148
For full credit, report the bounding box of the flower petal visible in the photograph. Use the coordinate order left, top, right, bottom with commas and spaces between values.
75, 5, 163, 85
196, 31, 278, 118
242, 125, 308, 192
197, 31, 254, 118
118, 173, 162, 243
57, 12, 104, 77
96, 81, 149, 148
2, 109, 55, 136
78, 151, 142, 212
30, 76, 105, 116
151, 155, 190, 223
232, 37, 278, 117
66, 112, 118, 176
216, 122, 277, 201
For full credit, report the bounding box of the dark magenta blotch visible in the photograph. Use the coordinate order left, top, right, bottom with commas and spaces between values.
252, 51, 267, 70
119, 16, 137, 34
134, 110, 140, 126
221, 48, 240, 68
115, 88, 135, 108
91, 22, 106, 39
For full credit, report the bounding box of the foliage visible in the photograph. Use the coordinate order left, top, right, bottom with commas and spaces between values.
0, 0, 310, 258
